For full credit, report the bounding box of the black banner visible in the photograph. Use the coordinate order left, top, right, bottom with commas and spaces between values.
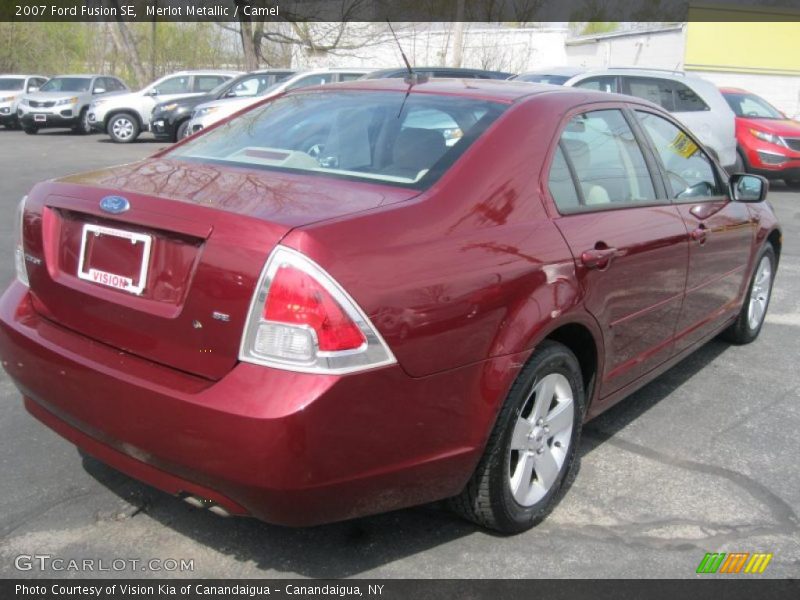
3, 579, 800, 600
3, 0, 800, 23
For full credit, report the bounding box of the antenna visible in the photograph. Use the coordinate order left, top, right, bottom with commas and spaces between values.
386, 20, 427, 85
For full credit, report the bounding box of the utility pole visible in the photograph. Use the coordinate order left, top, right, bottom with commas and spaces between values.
451, 0, 465, 68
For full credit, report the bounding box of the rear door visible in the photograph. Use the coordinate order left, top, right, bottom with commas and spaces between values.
547, 106, 689, 397
634, 109, 756, 351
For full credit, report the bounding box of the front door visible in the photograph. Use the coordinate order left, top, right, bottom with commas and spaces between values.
634, 109, 756, 351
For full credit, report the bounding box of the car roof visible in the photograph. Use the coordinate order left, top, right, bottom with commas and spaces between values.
366, 67, 511, 78
48, 74, 105, 79
165, 70, 243, 75
287, 77, 662, 108
568, 67, 706, 81
516, 67, 585, 77
0, 74, 46, 78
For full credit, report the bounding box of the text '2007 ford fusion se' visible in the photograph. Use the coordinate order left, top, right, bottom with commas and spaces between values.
0, 79, 781, 533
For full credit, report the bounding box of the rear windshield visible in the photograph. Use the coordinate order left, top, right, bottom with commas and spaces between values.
0, 78, 25, 91
168, 90, 506, 188
514, 74, 570, 85
39, 77, 92, 92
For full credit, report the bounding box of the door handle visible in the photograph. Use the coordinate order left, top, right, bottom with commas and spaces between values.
580, 247, 618, 270
691, 224, 707, 244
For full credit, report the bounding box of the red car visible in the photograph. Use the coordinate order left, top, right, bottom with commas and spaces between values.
0, 79, 781, 533
722, 87, 800, 185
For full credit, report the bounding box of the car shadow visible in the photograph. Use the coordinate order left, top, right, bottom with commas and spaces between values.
80, 338, 732, 577
96, 137, 168, 144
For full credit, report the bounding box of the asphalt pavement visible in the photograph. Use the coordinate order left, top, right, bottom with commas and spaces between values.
0, 129, 797, 579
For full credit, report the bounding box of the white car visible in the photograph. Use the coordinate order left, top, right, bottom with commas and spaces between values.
18, 75, 129, 135
185, 68, 372, 136
564, 68, 737, 170
88, 70, 242, 143
0, 74, 48, 129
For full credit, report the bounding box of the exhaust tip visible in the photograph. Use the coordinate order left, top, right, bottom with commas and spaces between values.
182, 494, 231, 517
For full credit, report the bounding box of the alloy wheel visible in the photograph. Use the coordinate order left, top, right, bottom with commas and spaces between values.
508, 372, 574, 506
748, 255, 772, 330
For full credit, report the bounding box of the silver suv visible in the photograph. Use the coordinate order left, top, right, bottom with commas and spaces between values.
89, 70, 242, 143
0, 75, 48, 129
564, 68, 737, 170
17, 74, 128, 135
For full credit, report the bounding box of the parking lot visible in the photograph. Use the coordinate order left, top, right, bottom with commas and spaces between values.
0, 129, 797, 579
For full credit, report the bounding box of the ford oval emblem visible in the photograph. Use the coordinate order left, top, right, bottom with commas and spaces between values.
100, 196, 130, 214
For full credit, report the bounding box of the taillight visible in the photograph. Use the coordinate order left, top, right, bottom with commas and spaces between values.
14, 196, 28, 286
240, 246, 395, 374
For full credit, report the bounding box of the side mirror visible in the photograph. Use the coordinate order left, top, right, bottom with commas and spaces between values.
147, 88, 159, 96
93, 88, 106, 95
730, 173, 768, 202
225, 90, 238, 97
27, 86, 38, 93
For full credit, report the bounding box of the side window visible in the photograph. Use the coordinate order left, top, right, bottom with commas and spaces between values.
195, 75, 226, 92
624, 77, 708, 112
337, 73, 364, 82
636, 111, 720, 199
548, 145, 580, 211
228, 76, 261, 97
287, 74, 335, 90
110, 78, 126, 91
573, 76, 618, 93
555, 109, 656, 211
155, 76, 191, 95
92, 78, 108, 93
29, 78, 45, 91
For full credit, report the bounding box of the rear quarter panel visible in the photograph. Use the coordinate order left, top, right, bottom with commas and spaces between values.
283, 94, 595, 380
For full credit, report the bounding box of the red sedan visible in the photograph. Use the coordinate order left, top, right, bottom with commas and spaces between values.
0, 79, 781, 533
722, 87, 800, 185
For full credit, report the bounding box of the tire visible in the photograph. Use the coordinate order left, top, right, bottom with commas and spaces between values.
175, 119, 189, 142
721, 244, 775, 344
107, 113, 140, 143
449, 340, 585, 533
72, 107, 91, 135
23, 126, 38, 135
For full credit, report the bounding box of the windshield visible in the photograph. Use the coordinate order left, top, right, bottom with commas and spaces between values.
39, 77, 91, 93
514, 74, 570, 85
0, 78, 25, 91
724, 92, 783, 119
168, 90, 506, 187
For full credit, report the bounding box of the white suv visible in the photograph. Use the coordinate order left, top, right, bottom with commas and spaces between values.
564, 68, 737, 170
0, 74, 48, 129
89, 70, 242, 143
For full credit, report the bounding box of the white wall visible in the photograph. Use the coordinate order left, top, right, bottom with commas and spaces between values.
288, 24, 569, 75
566, 28, 685, 70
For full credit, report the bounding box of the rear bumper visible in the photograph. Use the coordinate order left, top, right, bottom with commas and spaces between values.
0, 282, 494, 526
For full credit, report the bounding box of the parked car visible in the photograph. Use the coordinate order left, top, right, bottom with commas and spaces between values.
185, 68, 372, 135
564, 68, 737, 170
363, 67, 514, 80
510, 67, 584, 85
720, 87, 800, 186
17, 74, 128, 135
0, 74, 48, 129
0, 80, 780, 534
151, 69, 295, 142
88, 70, 242, 143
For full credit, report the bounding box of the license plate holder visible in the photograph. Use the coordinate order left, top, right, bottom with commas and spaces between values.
77, 224, 152, 295
34, 114, 46, 122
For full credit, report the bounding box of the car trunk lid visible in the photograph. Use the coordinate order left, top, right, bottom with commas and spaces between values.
22, 158, 418, 380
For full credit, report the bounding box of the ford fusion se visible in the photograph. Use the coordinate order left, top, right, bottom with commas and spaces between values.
0, 79, 780, 533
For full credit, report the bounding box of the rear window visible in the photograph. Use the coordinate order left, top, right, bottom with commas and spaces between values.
515, 74, 570, 85
168, 91, 506, 188
623, 77, 708, 112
